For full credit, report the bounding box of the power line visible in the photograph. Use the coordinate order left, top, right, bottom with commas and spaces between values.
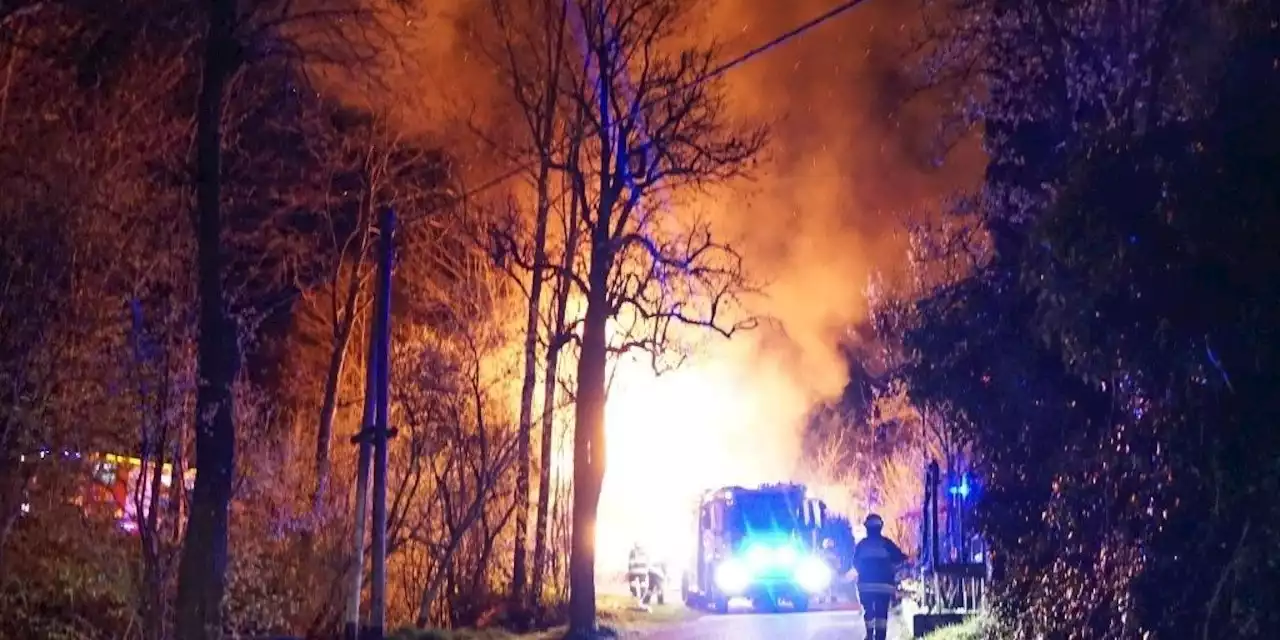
408, 0, 873, 224
698, 0, 872, 86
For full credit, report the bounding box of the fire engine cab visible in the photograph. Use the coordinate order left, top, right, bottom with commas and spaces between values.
681, 483, 834, 613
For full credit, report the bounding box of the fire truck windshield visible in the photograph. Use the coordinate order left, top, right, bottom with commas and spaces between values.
728, 491, 799, 534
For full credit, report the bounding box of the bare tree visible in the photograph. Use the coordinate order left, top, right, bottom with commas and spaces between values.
555, 0, 767, 631
303, 123, 380, 519
301, 108, 452, 521
385, 248, 522, 628
175, 5, 238, 634
402, 331, 520, 627
478, 0, 580, 615
0, 1, 196, 603
532, 153, 586, 607
128, 298, 197, 640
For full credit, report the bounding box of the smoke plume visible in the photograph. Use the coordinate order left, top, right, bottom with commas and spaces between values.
329, 0, 979, 565
595, 0, 977, 564
704, 0, 967, 395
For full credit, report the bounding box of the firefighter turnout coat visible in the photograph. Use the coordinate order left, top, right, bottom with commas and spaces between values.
853, 533, 906, 596
628, 546, 650, 577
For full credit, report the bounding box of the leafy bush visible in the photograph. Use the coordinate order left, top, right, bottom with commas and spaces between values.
0, 506, 135, 640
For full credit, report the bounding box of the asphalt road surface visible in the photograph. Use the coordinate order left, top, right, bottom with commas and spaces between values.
599, 572, 912, 639
637, 610, 910, 640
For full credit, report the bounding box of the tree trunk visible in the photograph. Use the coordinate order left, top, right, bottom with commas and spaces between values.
313, 297, 357, 514
512, 157, 552, 615
140, 435, 170, 640
567, 231, 611, 634
531, 318, 563, 609
167, 417, 186, 545
417, 486, 491, 627
415, 525, 468, 627
568, 17, 617, 627
514, 12, 569, 601
314, 218, 370, 516
532, 327, 564, 608
532, 186, 581, 607
174, 1, 237, 638
131, 300, 171, 640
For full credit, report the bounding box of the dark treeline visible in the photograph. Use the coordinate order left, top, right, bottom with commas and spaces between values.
0, 1, 502, 637
869, 0, 1280, 637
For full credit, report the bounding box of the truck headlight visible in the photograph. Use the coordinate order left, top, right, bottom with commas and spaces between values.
745, 542, 800, 569
775, 545, 798, 566
714, 558, 751, 594
794, 557, 833, 593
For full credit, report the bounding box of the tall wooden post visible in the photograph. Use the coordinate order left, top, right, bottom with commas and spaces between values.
345, 208, 397, 640
369, 207, 396, 639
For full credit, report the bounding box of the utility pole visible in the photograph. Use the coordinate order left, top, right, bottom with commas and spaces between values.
345, 207, 397, 640
370, 207, 396, 639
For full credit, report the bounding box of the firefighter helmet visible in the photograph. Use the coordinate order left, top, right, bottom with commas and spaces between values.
865, 513, 885, 532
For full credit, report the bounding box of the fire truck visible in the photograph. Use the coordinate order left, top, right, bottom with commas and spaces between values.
20, 449, 193, 533
680, 483, 838, 613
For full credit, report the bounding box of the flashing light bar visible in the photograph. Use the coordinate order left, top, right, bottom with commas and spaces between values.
948, 473, 975, 498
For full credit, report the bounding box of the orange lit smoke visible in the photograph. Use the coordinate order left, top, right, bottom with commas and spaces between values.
334, 0, 978, 575
591, 0, 976, 573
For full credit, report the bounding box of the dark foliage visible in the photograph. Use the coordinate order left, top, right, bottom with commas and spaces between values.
900, 3, 1280, 637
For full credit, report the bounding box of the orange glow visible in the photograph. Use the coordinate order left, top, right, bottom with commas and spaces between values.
592, 339, 816, 575
372, 0, 983, 583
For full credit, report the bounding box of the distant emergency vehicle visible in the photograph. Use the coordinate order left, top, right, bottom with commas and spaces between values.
19, 449, 194, 533
681, 483, 839, 613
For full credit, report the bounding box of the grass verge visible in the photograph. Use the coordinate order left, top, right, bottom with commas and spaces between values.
919, 613, 997, 640
596, 595, 700, 627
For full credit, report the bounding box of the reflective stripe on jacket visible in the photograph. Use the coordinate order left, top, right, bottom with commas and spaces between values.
628, 550, 649, 574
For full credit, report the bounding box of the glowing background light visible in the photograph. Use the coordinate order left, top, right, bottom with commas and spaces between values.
714, 559, 751, 594
746, 544, 772, 569
362, 0, 977, 588
776, 545, 799, 566
593, 342, 810, 576
794, 556, 834, 593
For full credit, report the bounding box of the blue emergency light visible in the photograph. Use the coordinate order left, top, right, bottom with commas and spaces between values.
948, 473, 973, 498
713, 537, 832, 596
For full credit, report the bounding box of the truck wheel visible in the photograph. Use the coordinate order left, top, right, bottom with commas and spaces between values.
712, 596, 730, 613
